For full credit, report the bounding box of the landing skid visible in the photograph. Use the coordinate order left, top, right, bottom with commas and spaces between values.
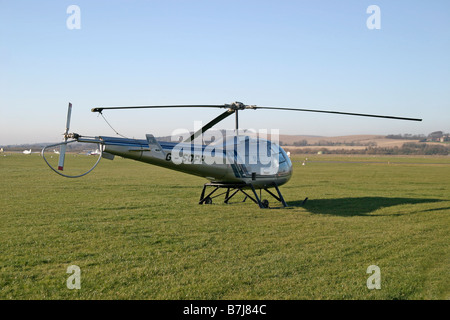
199, 182, 288, 209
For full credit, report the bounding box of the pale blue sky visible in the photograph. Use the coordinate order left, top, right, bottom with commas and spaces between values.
1, 0, 449, 144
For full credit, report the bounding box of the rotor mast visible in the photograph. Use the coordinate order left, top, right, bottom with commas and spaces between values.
226, 101, 248, 136
235, 109, 238, 135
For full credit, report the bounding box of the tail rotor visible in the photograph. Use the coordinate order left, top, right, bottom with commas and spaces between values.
42, 102, 103, 178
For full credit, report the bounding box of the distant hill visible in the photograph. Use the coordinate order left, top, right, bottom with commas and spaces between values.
278, 134, 420, 148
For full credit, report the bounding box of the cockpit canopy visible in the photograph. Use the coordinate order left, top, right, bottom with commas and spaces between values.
207, 135, 292, 176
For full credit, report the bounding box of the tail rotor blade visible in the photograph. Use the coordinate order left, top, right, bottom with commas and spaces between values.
65, 103, 73, 134
58, 143, 67, 171
58, 103, 73, 171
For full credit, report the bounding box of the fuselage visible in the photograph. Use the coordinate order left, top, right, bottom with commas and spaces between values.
99, 135, 293, 189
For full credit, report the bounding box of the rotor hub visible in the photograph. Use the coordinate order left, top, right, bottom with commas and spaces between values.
228, 101, 246, 110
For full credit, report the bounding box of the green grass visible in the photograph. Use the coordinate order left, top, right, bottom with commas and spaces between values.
1, 153, 449, 299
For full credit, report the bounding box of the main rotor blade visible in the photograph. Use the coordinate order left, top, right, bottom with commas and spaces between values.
251, 106, 422, 122
185, 109, 235, 143
91, 105, 227, 113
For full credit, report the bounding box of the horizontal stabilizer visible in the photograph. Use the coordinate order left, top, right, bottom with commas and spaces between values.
146, 134, 166, 160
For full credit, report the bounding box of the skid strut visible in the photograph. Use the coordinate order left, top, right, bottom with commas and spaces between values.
199, 182, 288, 209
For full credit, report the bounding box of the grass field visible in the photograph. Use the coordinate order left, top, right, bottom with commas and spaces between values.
1, 153, 449, 299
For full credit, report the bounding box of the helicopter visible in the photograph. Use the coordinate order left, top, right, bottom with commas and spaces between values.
42, 102, 422, 208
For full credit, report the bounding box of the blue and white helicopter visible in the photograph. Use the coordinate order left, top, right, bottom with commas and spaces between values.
42, 102, 421, 208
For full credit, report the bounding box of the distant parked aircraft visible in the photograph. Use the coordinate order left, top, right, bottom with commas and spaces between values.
88, 149, 100, 156
23, 149, 32, 155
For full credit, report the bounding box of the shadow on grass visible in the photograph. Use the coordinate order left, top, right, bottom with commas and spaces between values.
287, 197, 445, 216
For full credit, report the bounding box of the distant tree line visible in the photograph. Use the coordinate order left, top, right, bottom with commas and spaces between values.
386, 131, 450, 142
285, 142, 450, 155
283, 140, 377, 147
385, 134, 427, 141
2, 142, 95, 152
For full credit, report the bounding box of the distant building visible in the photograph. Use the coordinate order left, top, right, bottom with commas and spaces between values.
440, 134, 450, 142
427, 131, 445, 142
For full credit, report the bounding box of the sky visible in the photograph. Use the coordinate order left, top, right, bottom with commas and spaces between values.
1, 0, 449, 145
